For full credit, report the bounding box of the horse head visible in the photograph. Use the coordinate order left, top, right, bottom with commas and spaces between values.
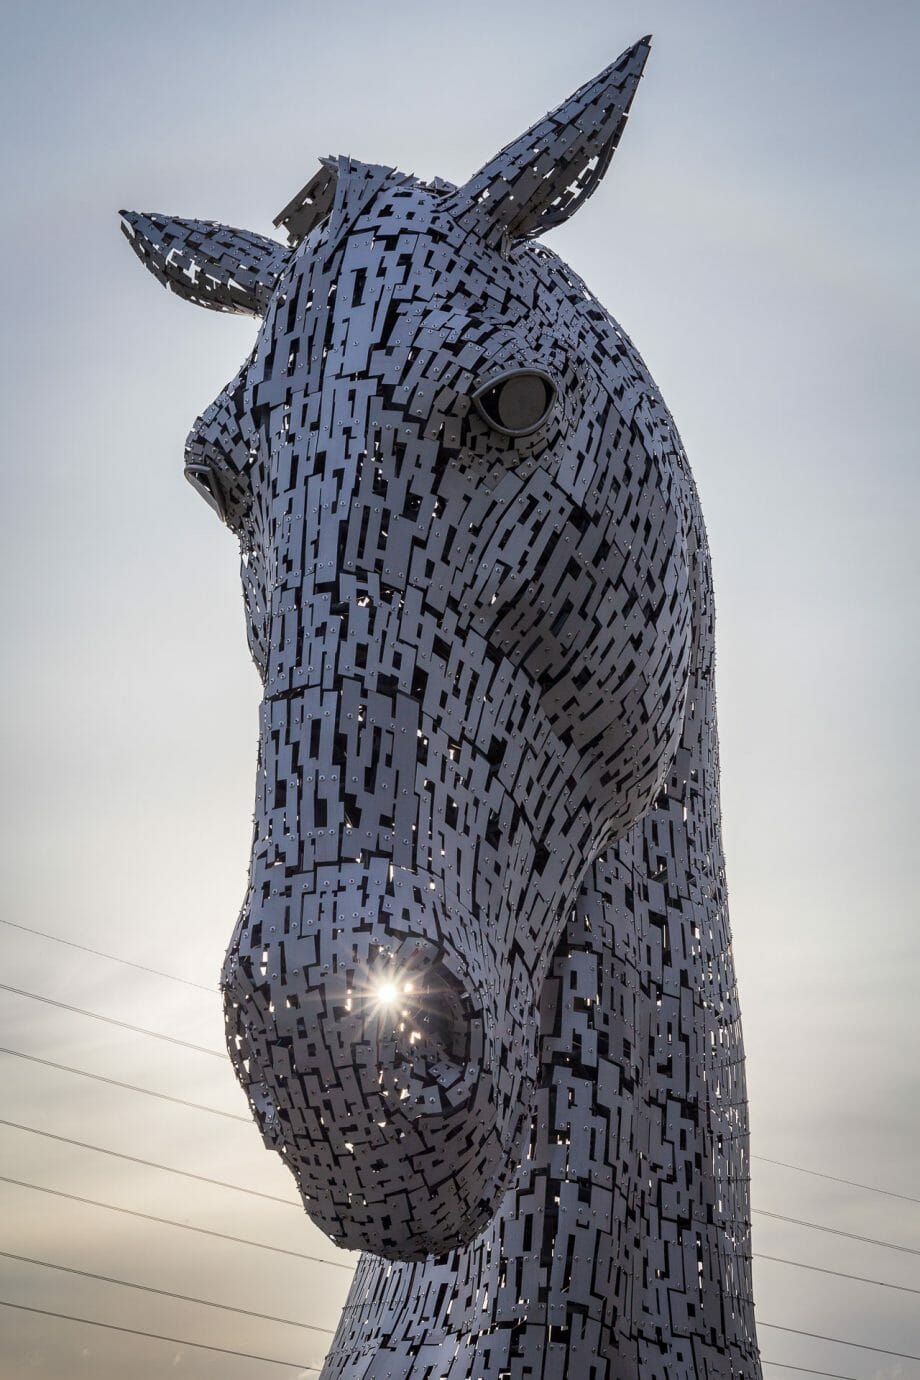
122, 36, 696, 1260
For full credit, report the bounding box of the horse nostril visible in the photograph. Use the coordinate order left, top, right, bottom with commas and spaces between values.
391, 979, 467, 1063
371, 957, 480, 1117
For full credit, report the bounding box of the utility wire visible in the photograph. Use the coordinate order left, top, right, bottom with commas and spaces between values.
1, 1262, 907, 1377
752, 1152, 920, 1206
761, 1365, 856, 1380
0, 1117, 299, 1209
0, 1175, 355, 1271
753, 1207, 920, 1257
3, 921, 915, 1247
7, 1297, 892, 1380
754, 1251, 920, 1296
0, 1047, 249, 1123
0, 918, 215, 992
0, 983, 223, 1059
5, 1120, 917, 1301
0, 1250, 334, 1335
3, 1256, 908, 1377
759, 1321, 920, 1362
1, 1132, 915, 1369
6, 923, 917, 1374
10, 1255, 898, 1377
0, 1299, 319, 1372
5, 920, 917, 1211
7, 1047, 919, 1260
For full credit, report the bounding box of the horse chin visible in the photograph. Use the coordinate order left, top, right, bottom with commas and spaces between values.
299, 1056, 533, 1260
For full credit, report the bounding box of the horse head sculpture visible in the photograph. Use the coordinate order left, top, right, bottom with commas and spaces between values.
123, 36, 761, 1376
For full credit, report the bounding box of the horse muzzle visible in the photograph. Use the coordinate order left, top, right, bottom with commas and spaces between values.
223, 881, 539, 1257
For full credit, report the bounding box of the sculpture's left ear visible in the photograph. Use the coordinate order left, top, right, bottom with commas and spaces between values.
444, 36, 651, 247
119, 211, 288, 316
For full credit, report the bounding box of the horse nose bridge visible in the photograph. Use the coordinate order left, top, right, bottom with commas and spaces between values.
262, 483, 426, 677
262, 378, 448, 624
262, 524, 454, 712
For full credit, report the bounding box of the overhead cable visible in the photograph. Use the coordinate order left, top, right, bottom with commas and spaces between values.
7, 1047, 918, 1259
0, 1250, 334, 1334
6, 1118, 916, 1299
0, 1117, 299, 1209
753, 1207, 920, 1258
0, 983, 222, 1058
760, 1365, 856, 1380
753, 1153, 919, 1205
0, 1175, 355, 1271
759, 1321, 920, 1361
0, 1047, 248, 1123
0, 918, 214, 992
755, 1251, 920, 1296
0, 1299, 319, 1371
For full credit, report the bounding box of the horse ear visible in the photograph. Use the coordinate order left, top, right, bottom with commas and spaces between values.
444, 36, 651, 246
119, 211, 288, 316
273, 158, 339, 246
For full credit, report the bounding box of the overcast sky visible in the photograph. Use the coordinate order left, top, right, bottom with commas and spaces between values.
1, 2, 918, 1377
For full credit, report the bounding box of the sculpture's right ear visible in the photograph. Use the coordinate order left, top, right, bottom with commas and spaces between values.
119, 211, 288, 317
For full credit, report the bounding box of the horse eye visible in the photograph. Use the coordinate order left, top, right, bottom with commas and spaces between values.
473, 370, 556, 437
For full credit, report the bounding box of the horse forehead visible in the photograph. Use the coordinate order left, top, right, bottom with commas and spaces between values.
283, 203, 547, 338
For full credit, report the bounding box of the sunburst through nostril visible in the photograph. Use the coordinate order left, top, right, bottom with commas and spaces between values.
369, 958, 477, 1118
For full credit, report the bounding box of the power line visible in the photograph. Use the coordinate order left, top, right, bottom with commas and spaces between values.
3, 1254, 911, 1378
759, 1321, 920, 1362
0, 1117, 299, 1209
5, 927, 915, 1374
761, 1365, 856, 1380
5, 1115, 915, 1308
5, 920, 917, 1214
0, 1250, 334, 1335
0, 1299, 320, 1372
0, 1175, 355, 1271
755, 1251, 920, 1296
0, 1047, 249, 1123
0, 983, 223, 1059
753, 1152, 920, 1206
7, 1047, 919, 1261
0, 918, 215, 992
753, 1207, 920, 1257
3, 1119, 915, 1304
8, 1295, 899, 1380
9, 1198, 898, 1376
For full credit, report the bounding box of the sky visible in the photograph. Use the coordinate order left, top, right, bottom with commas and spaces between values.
1, 1, 918, 1376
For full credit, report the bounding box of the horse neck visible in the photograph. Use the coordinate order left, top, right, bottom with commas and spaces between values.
320, 515, 761, 1379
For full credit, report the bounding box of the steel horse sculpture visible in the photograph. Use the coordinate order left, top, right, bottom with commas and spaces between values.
123, 37, 760, 1379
